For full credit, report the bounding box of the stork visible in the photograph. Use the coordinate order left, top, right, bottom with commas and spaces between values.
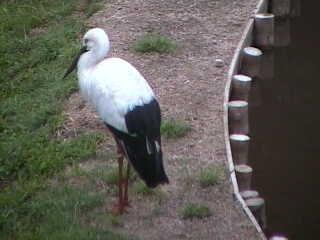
63, 28, 169, 214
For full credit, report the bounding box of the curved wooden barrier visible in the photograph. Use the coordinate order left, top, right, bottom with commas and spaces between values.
224, 1, 300, 239
223, 0, 269, 239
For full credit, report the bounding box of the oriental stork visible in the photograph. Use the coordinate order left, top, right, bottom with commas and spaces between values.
64, 28, 169, 214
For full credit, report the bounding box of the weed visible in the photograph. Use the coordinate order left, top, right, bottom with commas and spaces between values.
100, 167, 119, 185
129, 169, 138, 182
109, 215, 122, 226
134, 181, 153, 195
181, 203, 212, 219
69, 164, 88, 178
88, 165, 139, 187
199, 167, 221, 188
134, 34, 176, 53
161, 119, 190, 138
85, 0, 104, 17
151, 205, 164, 216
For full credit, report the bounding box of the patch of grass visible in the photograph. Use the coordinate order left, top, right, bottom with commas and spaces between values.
0, 0, 92, 181
181, 203, 212, 219
133, 181, 154, 195
151, 205, 164, 217
99, 167, 119, 185
68, 163, 88, 178
109, 215, 122, 226
0, 0, 117, 238
134, 34, 176, 53
85, 0, 104, 17
1, 181, 129, 240
0, 1, 75, 39
90, 165, 138, 185
0, 1, 77, 86
161, 119, 190, 138
199, 167, 221, 188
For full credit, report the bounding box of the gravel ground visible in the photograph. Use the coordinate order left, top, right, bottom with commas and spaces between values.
61, 0, 262, 239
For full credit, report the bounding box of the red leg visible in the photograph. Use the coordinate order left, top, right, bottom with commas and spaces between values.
111, 153, 124, 215
123, 163, 131, 207
118, 153, 124, 209
110, 139, 132, 214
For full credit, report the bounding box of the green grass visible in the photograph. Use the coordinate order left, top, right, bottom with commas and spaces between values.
90, 165, 138, 185
133, 181, 153, 195
1, 176, 129, 240
181, 203, 212, 220
198, 167, 221, 188
0, 0, 117, 238
0, 0, 94, 181
85, 0, 104, 17
161, 119, 190, 138
134, 34, 176, 54
109, 215, 122, 226
96, 167, 119, 185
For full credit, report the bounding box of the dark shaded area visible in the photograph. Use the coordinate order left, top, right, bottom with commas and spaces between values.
249, 2, 320, 239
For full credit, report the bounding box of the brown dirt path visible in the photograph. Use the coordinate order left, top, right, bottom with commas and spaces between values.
62, 0, 261, 239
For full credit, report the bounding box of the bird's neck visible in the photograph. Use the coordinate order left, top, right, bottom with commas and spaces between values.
76, 52, 100, 101
77, 44, 109, 71
78, 52, 101, 72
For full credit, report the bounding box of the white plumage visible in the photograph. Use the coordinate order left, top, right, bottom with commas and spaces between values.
77, 29, 154, 133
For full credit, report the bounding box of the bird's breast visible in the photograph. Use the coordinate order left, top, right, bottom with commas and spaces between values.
78, 71, 129, 133
78, 68, 94, 101
77, 60, 156, 134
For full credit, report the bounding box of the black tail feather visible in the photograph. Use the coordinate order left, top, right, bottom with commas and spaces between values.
123, 136, 169, 188
106, 124, 169, 188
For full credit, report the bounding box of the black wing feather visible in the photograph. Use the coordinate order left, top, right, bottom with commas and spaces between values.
125, 98, 161, 140
106, 98, 168, 188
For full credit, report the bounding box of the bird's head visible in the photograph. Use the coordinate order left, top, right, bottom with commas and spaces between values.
63, 28, 110, 79
83, 28, 109, 52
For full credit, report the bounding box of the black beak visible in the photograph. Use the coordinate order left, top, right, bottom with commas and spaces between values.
63, 46, 88, 79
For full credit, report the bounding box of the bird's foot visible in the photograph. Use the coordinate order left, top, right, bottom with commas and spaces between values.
110, 203, 124, 215
123, 199, 131, 208
109, 202, 129, 215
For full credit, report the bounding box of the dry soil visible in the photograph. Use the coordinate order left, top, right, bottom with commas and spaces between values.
61, 0, 261, 239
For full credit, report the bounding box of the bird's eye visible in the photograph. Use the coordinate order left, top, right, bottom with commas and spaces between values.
84, 38, 89, 44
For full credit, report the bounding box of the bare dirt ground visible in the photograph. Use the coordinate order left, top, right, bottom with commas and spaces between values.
61, 0, 262, 239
